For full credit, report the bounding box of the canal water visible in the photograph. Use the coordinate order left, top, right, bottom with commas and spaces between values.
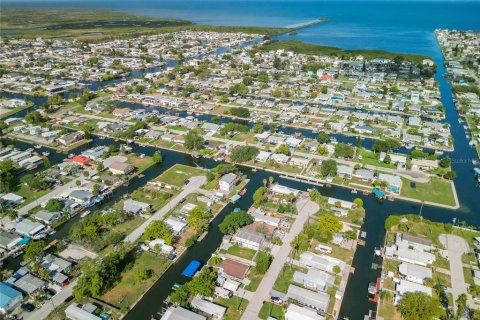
1, 30, 479, 320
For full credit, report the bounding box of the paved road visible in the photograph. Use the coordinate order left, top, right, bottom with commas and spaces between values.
23, 279, 77, 320
124, 175, 207, 243
241, 195, 319, 320
17, 177, 84, 216
439, 233, 470, 311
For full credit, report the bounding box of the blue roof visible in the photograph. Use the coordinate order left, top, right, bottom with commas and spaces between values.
373, 188, 385, 198
182, 260, 201, 277
17, 237, 30, 246
0, 282, 22, 308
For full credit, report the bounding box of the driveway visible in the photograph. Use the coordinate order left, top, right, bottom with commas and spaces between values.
22, 279, 77, 320
124, 175, 207, 243
439, 233, 470, 311
241, 195, 319, 320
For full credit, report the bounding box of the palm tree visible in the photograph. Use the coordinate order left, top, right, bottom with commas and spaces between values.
262, 178, 267, 188
268, 176, 274, 185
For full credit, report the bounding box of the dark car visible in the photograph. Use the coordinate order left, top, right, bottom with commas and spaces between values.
270, 296, 283, 304
64, 295, 74, 303
184, 179, 190, 185
45, 288, 56, 296
21, 303, 35, 312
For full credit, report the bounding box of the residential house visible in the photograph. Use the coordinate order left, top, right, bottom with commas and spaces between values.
285, 304, 326, 320
15, 219, 45, 237
293, 269, 335, 292
0, 231, 22, 250
106, 161, 135, 175
65, 304, 102, 320
396, 279, 432, 296
0, 283, 23, 315
160, 306, 206, 320
165, 217, 187, 235
123, 199, 151, 214
57, 132, 83, 146
233, 227, 265, 251
398, 262, 432, 284
13, 273, 45, 297
219, 258, 250, 280
218, 173, 238, 192
286, 284, 330, 311
190, 295, 226, 319
299, 252, 345, 273
34, 210, 60, 225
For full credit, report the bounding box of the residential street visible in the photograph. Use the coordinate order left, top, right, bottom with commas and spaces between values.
124, 175, 207, 243
241, 195, 319, 320
439, 233, 470, 311
23, 279, 77, 320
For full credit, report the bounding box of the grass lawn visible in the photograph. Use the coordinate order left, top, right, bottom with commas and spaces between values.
464, 267, 474, 285
273, 264, 295, 293
126, 154, 155, 173
129, 187, 176, 211
166, 125, 188, 131
433, 270, 451, 288
227, 245, 256, 260
154, 164, 206, 187
258, 302, 285, 320
101, 252, 171, 310
244, 269, 264, 292
16, 184, 53, 207
110, 216, 145, 236
378, 301, 401, 320
312, 241, 354, 264
0, 103, 32, 119
434, 255, 451, 270
215, 296, 249, 320
400, 177, 456, 206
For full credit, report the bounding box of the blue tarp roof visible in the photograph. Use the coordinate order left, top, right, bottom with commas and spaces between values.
373, 188, 385, 198
17, 237, 30, 245
0, 282, 22, 308
182, 260, 201, 277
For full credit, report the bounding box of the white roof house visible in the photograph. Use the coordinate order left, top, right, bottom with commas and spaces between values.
299, 252, 345, 273
34, 210, 60, 225
252, 212, 280, 227
286, 284, 330, 311
148, 239, 174, 255
396, 279, 432, 296
398, 262, 432, 284
293, 268, 335, 291
0, 231, 22, 250
15, 219, 45, 237
270, 184, 300, 198
285, 304, 326, 320
123, 199, 151, 214
256, 151, 272, 162
337, 165, 354, 177
160, 306, 206, 320
65, 304, 101, 320
395, 246, 435, 266
165, 217, 187, 235
218, 173, 237, 192
271, 153, 290, 164
14, 273, 46, 296
233, 228, 265, 251
190, 295, 226, 318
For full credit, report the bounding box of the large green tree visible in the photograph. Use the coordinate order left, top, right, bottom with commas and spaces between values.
396, 292, 444, 320
143, 220, 174, 244
0, 159, 17, 192
218, 210, 253, 234
185, 129, 205, 151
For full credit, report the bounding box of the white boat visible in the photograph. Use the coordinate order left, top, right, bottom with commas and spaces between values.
34, 145, 42, 149
47, 230, 56, 236
32, 233, 47, 240
42, 151, 50, 156
80, 210, 91, 218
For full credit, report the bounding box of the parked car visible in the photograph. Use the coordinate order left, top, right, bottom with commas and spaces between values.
271, 296, 283, 304
21, 303, 35, 312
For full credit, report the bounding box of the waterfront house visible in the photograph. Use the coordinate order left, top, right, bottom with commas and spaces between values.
160, 306, 206, 320
15, 219, 45, 237
271, 153, 290, 165
0, 282, 23, 315
396, 233, 433, 252
378, 173, 402, 193
299, 252, 345, 273
123, 199, 151, 214
0, 231, 22, 250
354, 169, 375, 181
112, 107, 132, 117
395, 246, 435, 266
285, 304, 326, 320
293, 268, 335, 292
42, 254, 72, 274
57, 132, 83, 146
219, 258, 250, 280
65, 304, 102, 320
270, 184, 300, 199
34, 210, 60, 225
106, 161, 135, 175
0, 193, 24, 207
411, 159, 439, 170
190, 295, 226, 319
233, 227, 265, 251
286, 284, 330, 311
396, 279, 432, 297
165, 217, 187, 235
398, 262, 432, 284
337, 165, 354, 178
68, 189, 95, 207
147, 239, 174, 256
217, 173, 237, 193
256, 151, 272, 163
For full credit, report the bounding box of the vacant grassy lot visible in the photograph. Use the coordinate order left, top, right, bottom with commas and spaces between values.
154, 164, 206, 187
227, 245, 256, 260
126, 154, 155, 173
244, 269, 264, 292
258, 302, 285, 320
101, 252, 171, 310
273, 264, 295, 293
215, 296, 249, 320
400, 177, 456, 206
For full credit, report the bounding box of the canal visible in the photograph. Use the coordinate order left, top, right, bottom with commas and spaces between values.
0, 37, 478, 320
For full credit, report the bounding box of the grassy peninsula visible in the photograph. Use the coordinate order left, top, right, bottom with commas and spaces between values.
256, 40, 433, 65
